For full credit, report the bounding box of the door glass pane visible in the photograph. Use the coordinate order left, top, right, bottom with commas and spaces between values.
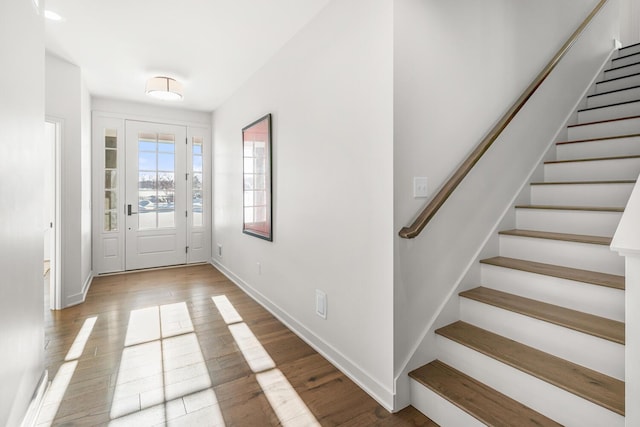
104, 129, 118, 231
192, 136, 204, 227
138, 132, 176, 230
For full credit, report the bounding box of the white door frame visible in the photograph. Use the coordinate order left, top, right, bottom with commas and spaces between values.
45, 117, 62, 310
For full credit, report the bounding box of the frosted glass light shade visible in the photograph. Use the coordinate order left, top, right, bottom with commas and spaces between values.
145, 77, 183, 101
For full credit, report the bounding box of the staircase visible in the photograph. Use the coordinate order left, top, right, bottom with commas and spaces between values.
408, 43, 640, 426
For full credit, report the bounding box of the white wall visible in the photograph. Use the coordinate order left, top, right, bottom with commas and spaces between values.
393, 0, 620, 406
0, 0, 45, 425
212, 0, 395, 409
92, 97, 211, 126
620, 0, 640, 44
46, 53, 93, 307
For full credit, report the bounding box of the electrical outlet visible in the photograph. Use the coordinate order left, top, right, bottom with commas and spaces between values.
217, 244, 223, 257
413, 177, 429, 198
315, 290, 327, 319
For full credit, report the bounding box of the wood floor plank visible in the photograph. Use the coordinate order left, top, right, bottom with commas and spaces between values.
436, 321, 625, 415
410, 360, 562, 426
480, 256, 625, 290
43, 264, 431, 426
499, 229, 612, 245
459, 287, 624, 344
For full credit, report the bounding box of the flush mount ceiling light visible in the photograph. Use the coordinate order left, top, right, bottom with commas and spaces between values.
145, 76, 183, 101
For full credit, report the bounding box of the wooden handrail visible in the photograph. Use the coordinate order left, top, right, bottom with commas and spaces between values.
399, 0, 609, 239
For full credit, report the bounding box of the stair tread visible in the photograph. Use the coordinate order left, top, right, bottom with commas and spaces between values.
567, 114, 640, 128
459, 287, 624, 344
409, 360, 562, 426
557, 133, 640, 144
499, 229, 612, 245
530, 179, 635, 185
597, 71, 640, 85
480, 256, 625, 290
605, 60, 640, 73
515, 204, 624, 212
436, 321, 625, 415
545, 154, 640, 164
587, 84, 640, 99
578, 98, 640, 113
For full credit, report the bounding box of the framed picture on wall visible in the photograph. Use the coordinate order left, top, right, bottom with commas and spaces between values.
242, 114, 273, 241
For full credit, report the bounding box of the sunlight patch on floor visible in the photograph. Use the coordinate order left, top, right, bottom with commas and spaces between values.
211, 295, 243, 325
64, 316, 97, 361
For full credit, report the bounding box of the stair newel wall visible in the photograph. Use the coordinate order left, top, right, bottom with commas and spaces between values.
394, 0, 621, 409
611, 180, 640, 426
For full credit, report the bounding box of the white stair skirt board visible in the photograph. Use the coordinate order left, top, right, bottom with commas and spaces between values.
578, 100, 640, 123
543, 157, 640, 182
498, 234, 624, 275
409, 379, 486, 427
556, 136, 640, 160
611, 52, 640, 68
459, 298, 624, 380
515, 207, 622, 237
480, 263, 625, 321
530, 182, 634, 207
567, 116, 640, 140
596, 73, 640, 93
604, 62, 640, 80
436, 336, 625, 427
587, 86, 640, 108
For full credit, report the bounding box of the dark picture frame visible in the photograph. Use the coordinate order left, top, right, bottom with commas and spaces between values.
242, 114, 272, 241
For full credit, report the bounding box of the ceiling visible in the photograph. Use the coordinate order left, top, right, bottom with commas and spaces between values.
44, 0, 332, 112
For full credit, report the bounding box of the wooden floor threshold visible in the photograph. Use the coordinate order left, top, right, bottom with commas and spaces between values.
460, 287, 624, 344
499, 229, 612, 246
480, 256, 625, 290
435, 321, 625, 415
409, 360, 562, 426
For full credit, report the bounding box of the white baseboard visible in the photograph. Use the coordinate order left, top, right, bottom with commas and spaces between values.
65, 271, 93, 308
209, 258, 395, 411
20, 370, 48, 427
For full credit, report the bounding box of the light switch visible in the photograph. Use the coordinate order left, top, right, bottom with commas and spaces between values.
315, 290, 327, 319
413, 177, 429, 198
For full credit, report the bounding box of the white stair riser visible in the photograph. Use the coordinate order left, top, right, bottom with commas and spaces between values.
578, 100, 640, 123
410, 380, 485, 427
568, 117, 640, 140
459, 298, 624, 380
617, 44, 640, 58
611, 53, 640, 68
604, 63, 640, 80
499, 235, 624, 275
596, 74, 640, 93
587, 86, 640, 108
530, 182, 634, 207
437, 336, 625, 427
515, 208, 621, 237
480, 264, 625, 321
544, 157, 640, 182
556, 137, 640, 160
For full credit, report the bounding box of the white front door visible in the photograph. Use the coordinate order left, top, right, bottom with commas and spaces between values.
125, 121, 187, 270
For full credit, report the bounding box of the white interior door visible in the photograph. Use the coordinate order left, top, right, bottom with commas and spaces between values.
125, 121, 187, 270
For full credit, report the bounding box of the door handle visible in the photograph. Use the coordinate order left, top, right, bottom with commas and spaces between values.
127, 204, 138, 216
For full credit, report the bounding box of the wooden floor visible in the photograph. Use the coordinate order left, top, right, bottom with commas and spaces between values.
40, 264, 436, 426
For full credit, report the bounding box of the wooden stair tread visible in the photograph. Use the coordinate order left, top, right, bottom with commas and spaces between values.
578, 98, 640, 113
499, 229, 612, 246
556, 133, 640, 145
567, 114, 640, 128
436, 321, 625, 415
459, 287, 624, 344
480, 256, 624, 290
545, 154, 640, 164
515, 204, 624, 212
530, 180, 635, 185
409, 360, 562, 426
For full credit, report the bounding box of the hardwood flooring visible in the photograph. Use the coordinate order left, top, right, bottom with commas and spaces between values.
40, 264, 435, 426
